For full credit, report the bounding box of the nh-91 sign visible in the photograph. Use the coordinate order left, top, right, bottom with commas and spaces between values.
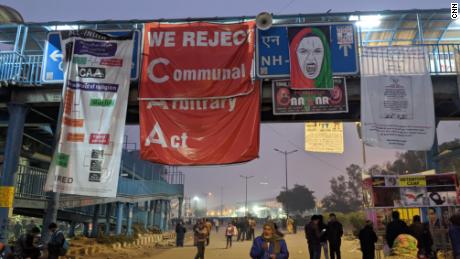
256, 24, 358, 78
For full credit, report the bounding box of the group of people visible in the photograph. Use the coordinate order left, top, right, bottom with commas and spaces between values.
176, 211, 460, 259
1, 222, 67, 259
359, 211, 460, 259
305, 213, 343, 259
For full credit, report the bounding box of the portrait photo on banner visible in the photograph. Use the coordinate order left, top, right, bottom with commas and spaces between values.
288, 26, 333, 90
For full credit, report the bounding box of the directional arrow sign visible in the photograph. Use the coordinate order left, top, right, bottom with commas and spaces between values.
339, 44, 352, 57
42, 30, 141, 84
50, 50, 63, 62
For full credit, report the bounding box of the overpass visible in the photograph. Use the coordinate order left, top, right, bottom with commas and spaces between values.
0, 8, 459, 238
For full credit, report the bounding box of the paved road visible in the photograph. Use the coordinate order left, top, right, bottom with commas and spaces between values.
152, 229, 363, 259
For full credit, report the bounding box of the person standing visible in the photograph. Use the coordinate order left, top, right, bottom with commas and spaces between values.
385, 211, 409, 248
449, 213, 460, 259
359, 220, 378, 259
193, 220, 201, 246
287, 217, 294, 234
47, 223, 66, 259
214, 219, 220, 233
250, 222, 289, 259
14, 227, 41, 259
204, 219, 212, 246
327, 213, 343, 259
13, 221, 23, 240
236, 218, 243, 241
306, 215, 322, 259
225, 222, 235, 249
194, 221, 208, 259
318, 215, 329, 259
175, 221, 187, 247
242, 217, 249, 241
25, 220, 38, 234
249, 218, 256, 241
408, 215, 433, 258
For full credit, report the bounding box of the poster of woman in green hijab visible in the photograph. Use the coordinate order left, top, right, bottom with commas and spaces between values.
288, 26, 333, 90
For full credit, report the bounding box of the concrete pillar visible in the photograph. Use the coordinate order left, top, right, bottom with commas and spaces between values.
90, 204, 100, 237
178, 197, 184, 220
0, 103, 29, 243
115, 202, 124, 235
153, 200, 161, 227
148, 200, 154, 227
143, 201, 149, 230
127, 203, 134, 236
160, 201, 165, 231
163, 200, 170, 231
105, 203, 112, 234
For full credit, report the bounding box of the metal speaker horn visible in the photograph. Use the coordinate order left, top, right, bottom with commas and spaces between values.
256, 12, 273, 31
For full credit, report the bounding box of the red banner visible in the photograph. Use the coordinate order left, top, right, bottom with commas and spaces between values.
140, 22, 256, 99
139, 86, 260, 165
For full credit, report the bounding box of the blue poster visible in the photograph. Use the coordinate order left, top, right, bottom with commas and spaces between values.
256, 24, 358, 78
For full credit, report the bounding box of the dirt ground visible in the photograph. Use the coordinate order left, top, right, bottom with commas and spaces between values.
84, 230, 367, 259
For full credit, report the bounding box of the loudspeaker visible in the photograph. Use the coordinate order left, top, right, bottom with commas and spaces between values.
256, 12, 273, 31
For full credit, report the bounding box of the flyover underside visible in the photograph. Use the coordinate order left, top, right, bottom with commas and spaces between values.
1, 76, 459, 125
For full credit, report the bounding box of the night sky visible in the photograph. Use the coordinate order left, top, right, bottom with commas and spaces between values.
4, 0, 457, 208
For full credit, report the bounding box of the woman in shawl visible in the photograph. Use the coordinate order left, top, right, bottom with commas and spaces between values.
250, 221, 289, 259
386, 234, 418, 259
289, 27, 332, 90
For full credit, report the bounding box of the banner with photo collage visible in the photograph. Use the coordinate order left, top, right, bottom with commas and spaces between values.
368, 174, 460, 208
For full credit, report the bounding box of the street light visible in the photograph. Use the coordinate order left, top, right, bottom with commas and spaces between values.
240, 175, 254, 217
273, 148, 298, 218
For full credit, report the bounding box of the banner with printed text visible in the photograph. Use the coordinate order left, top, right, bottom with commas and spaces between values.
45, 30, 134, 197
140, 22, 256, 99
304, 122, 344, 154
139, 86, 260, 165
360, 46, 435, 150
273, 77, 348, 115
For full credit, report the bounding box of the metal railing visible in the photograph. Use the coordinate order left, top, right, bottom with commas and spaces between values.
14, 164, 48, 199
0, 52, 42, 86
1, 44, 457, 86
14, 161, 183, 202
425, 44, 459, 74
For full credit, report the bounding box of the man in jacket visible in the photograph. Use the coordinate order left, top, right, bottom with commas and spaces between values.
250, 222, 289, 259
14, 227, 41, 259
385, 211, 409, 248
306, 215, 322, 259
359, 220, 378, 259
408, 215, 433, 257
47, 223, 66, 259
175, 221, 187, 247
327, 213, 343, 259
194, 221, 208, 259
449, 213, 460, 259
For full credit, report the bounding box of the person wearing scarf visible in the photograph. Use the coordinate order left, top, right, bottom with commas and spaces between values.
289, 27, 332, 90
250, 222, 289, 259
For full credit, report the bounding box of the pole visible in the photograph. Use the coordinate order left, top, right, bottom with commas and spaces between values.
284, 151, 288, 191
220, 186, 223, 217
273, 148, 297, 218
245, 178, 248, 217
240, 175, 254, 217
284, 151, 289, 218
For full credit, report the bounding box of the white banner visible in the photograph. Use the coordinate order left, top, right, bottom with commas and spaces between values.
45, 30, 134, 197
361, 46, 435, 151
305, 122, 344, 154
